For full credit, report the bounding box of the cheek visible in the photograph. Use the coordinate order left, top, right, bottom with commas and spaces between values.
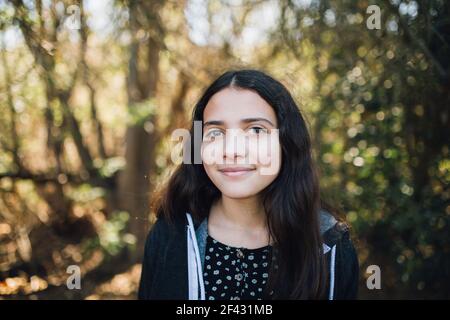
249, 135, 281, 176
201, 139, 224, 165
201, 146, 220, 188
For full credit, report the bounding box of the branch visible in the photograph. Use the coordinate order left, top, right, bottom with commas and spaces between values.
384, 0, 448, 79
12, 0, 98, 177
79, 3, 107, 160
1, 33, 22, 171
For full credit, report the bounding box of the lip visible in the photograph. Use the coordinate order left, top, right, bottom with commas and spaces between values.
217, 167, 256, 177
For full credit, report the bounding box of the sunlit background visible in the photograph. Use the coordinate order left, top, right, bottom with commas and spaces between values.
0, 0, 449, 299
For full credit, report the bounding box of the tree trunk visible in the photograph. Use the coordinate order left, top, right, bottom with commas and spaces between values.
117, 1, 162, 259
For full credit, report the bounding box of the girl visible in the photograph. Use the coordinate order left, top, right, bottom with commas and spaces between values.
138, 69, 359, 300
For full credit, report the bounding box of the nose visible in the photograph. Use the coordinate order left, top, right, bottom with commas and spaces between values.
223, 129, 248, 163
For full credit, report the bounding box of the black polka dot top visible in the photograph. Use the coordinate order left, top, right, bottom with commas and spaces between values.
203, 234, 273, 300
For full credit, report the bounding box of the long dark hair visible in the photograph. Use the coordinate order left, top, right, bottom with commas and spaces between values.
155, 69, 335, 299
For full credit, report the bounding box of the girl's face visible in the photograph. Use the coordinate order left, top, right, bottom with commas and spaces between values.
201, 88, 281, 199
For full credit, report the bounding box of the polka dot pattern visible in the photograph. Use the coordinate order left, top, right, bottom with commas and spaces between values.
203, 234, 272, 300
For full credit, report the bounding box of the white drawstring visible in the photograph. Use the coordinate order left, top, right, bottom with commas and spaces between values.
187, 225, 198, 299
186, 213, 206, 300
328, 244, 336, 300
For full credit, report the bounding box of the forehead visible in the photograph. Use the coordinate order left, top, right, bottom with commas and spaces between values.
203, 88, 277, 125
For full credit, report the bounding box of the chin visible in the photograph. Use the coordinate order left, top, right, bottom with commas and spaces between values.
217, 186, 260, 199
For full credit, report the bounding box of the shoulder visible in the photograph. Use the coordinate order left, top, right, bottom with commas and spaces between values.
319, 209, 354, 248
144, 213, 186, 249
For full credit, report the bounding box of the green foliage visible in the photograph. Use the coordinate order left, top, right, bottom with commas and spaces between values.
83, 211, 136, 257
67, 184, 106, 203
273, 0, 449, 297
98, 157, 126, 178
127, 98, 157, 127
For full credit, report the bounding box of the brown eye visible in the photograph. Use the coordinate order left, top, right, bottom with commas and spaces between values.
248, 126, 269, 135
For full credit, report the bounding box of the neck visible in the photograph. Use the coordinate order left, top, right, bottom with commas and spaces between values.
212, 195, 267, 230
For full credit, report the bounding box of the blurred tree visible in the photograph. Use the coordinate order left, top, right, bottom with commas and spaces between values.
116, 0, 164, 259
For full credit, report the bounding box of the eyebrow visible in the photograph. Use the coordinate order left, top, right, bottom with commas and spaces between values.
203, 117, 275, 128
